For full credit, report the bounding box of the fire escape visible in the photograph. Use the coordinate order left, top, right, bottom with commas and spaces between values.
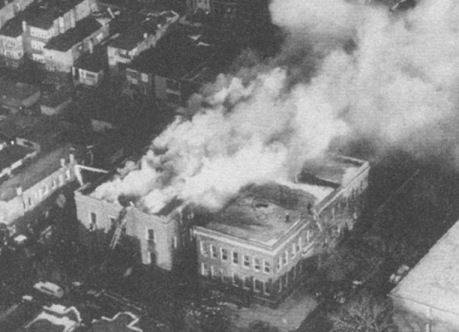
109, 206, 129, 250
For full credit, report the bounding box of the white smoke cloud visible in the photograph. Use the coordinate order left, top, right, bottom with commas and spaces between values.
94, 0, 459, 212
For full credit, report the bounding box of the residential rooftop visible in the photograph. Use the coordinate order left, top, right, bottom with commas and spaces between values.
204, 182, 314, 247
74, 45, 107, 72
26, 0, 87, 30
109, 10, 178, 51
128, 30, 214, 79
391, 219, 459, 326
44, 17, 102, 52
0, 143, 74, 202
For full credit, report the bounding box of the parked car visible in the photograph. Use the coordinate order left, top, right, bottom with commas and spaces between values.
33, 281, 64, 299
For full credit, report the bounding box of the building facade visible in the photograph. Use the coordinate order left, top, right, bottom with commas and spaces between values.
43, 17, 109, 73
107, 10, 179, 74
0, 144, 78, 234
194, 156, 370, 307
22, 0, 97, 65
75, 170, 195, 271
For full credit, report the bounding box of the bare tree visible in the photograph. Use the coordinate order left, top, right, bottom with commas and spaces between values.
330, 291, 397, 332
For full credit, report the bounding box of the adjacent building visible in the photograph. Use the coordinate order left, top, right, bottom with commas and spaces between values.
107, 10, 179, 74
124, 29, 215, 105
0, 0, 34, 28
22, 0, 97, 65
0, 143, 78, 234
194, 155, 370, 307
391, 219, 459, 332
43, 16, 109, 73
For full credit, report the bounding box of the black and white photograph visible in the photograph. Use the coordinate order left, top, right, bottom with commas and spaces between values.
0, 0, 456, 331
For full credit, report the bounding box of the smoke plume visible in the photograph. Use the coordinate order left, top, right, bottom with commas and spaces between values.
94, 0, 459, 212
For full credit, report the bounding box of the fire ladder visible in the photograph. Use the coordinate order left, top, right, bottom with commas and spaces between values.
109, 207, 129, 250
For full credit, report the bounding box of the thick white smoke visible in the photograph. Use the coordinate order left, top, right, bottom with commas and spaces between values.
94, 0, 459, 212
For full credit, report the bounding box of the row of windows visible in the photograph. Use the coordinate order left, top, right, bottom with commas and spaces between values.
30, 27, 54, 40
23, 170, 71, 211
201, 243, 272, 274
200, 233, 314, 274
201, 263, 270, 295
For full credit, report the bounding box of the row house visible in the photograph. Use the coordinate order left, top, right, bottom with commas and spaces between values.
0, 0, 34, 28
194, 155, 370, 308
124, 30, 214, 106
75, 164, 195, 271
0, 144, 78, 234
0, 0, 39, 68
107, 10, 179, 74
0, 15, 23, 67
72, 45, 107, 86
43, 16, 109, 73
22, 0, 97, 65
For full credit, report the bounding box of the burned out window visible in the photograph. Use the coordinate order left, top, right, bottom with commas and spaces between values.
90, 212, 97, 231
200, 241, 208, 256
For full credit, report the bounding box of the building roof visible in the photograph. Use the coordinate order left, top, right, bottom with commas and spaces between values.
128, 30, 213, 79
391, 220, 459, 325
0, 16, 23, 38
44, 17, 102, 52
74, 45, 107, 72
0, 144, 35, 173
26, 0, 86, 30
204, 182, 315, 247
91, 312, 143, 332
0, 78, 40, 104
0, 143, 74, 202
109, 11, 177, 51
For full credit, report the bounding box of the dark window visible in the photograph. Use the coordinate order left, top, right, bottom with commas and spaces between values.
254, 258, 260, 271
254, 279, 262, 293
264, 260, 271, 274
243, 255, 250, 268
149, 252, 156, 265
210, 244, 217, 258
221, 248, 228, 261
233, 251, 239, 264
147, 229, 154, 242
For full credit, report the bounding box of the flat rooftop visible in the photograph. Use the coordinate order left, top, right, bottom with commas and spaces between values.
204, 182, 315, 247
391, 220, 459, 324
0, 144, 73, 202
74, 45, 107, 72
45, 17, 102, 52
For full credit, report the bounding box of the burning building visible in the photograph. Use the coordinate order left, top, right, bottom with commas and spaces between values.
193, 155, 369, 307
74, 162, 196, 272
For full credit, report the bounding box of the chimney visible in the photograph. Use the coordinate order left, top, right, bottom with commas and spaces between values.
22, 20, 26, 33
60, 158, 66, 167
88, 40, 93, 54
69, 153, 75, 164
16, 186, 23, 196
143, 32, 148, 39
285, 213, 290, 223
